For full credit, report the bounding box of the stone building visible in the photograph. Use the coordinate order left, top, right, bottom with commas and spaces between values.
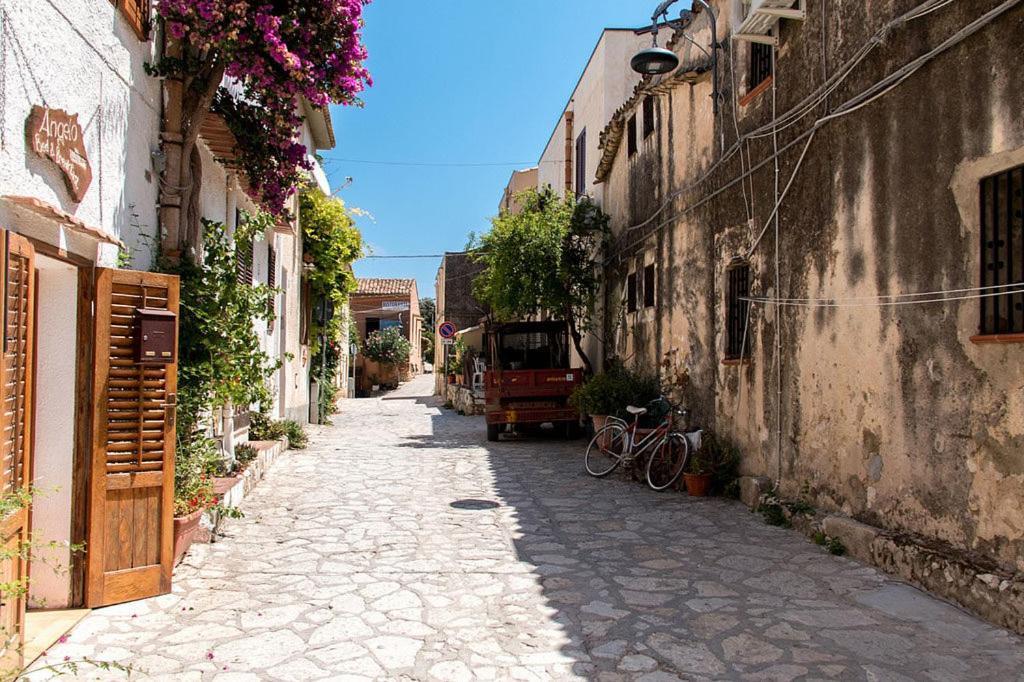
433, 252, 488, 394
351, 278, 423, 393
590, 0, 1024, 626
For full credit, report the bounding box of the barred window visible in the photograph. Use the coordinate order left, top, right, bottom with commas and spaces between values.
726, 263, 750, 360
980, 165, 1024, 335
749, 42, 773, 91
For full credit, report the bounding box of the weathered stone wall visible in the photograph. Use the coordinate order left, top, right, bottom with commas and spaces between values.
599, 0, 1024, 573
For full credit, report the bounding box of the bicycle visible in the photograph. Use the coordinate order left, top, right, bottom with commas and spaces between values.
584, 397, 698, 491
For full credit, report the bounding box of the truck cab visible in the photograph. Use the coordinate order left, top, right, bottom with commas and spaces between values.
484, 321, 583, 441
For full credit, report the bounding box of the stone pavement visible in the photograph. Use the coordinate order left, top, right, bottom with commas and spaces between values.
31, 375, 1024, 680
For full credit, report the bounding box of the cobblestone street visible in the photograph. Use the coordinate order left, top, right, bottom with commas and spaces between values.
34, 376, 1024, 681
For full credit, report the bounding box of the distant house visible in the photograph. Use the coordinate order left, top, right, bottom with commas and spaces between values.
351, 278, 422, 392
434, 253, 489, 394
499, 167, 539, 215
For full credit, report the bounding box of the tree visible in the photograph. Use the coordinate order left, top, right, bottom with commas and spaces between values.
150, 0, 371, 256
472, 188, 609, 374
419, 297, 436, 361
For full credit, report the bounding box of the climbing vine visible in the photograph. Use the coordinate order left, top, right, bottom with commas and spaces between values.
157, 214, 280, 508
299, 189, 363, 419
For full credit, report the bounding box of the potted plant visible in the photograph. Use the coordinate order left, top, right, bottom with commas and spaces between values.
569, 364, 661, 438
683, 453, 713, 497
173, 474, 214, 564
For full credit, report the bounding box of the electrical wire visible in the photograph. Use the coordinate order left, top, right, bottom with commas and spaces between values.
323, 158, 554, 168
747, 281, 1024, 303
742, 288, 1024, 308
605, 0, 1019, 262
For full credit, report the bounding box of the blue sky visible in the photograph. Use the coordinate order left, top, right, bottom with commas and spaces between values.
326, 0, 650, 302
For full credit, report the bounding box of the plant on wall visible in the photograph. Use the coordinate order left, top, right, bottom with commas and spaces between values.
157, 214, 279, 511
300, 189, 363, 420
148, 0, 372, 248
471, 187, 609, 374
0, 488, 121, 680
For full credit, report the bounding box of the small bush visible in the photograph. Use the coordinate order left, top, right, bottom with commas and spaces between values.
280, 420, 308, 449
364, 328, 412, 366
569, 364, 660, 419
249, 413, 307, 448
235, 443, 258, 467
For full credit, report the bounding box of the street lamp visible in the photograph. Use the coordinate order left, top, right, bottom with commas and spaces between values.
631, 0, 721, 117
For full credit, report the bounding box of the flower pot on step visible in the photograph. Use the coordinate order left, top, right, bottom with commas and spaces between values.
684, 473, 712, 497
173, 507, 205, 565
591, 415, 611, 448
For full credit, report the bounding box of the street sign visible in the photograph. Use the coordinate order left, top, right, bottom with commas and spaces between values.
438, 321, 457, 339
443, 338, 455, 346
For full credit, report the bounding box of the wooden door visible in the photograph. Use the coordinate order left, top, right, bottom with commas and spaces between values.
0, 232, 35, 673
86, 269, 178, 607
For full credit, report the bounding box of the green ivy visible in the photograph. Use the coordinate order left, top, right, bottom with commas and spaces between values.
299, 188, 363, 420
157, 215, 280, 510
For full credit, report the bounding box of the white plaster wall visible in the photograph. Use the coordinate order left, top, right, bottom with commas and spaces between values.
28, 255, 78, 609
0, 1, 161, 268
537, 30, 647, 206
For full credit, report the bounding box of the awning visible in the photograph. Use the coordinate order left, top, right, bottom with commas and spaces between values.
0, 195, 125, 248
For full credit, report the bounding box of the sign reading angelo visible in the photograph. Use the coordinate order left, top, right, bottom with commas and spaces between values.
26, 105, 93, 203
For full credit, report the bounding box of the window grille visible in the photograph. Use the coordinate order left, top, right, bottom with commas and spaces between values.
726, 263, 751, 360
749, 42, 773, 90
980, 165, 1024, 335
575, 129, 587, 197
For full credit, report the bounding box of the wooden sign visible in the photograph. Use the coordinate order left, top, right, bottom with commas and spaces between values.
26, 106, 93, 203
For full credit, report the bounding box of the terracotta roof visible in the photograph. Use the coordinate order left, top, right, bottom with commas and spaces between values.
354, 278, 416, 296
595, 20, 712, 184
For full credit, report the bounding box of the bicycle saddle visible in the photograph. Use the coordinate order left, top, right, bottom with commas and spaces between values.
626, 405, 647, 415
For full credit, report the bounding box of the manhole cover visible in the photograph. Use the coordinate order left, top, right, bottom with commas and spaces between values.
450, 499, 500, 510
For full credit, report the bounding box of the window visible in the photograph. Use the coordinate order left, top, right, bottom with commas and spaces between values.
235, 240, 253, 286
726, 263, 751, 360
642, 96, 655, 139
266, 246, 277, 330
980, 165, 1024, 335
627, 115, 638, 158
575, 129, 587, 197
112, 0, 151, 40
749, 42, 773, 91
365, 317, 381, 339
643, 264, 656, 308
626, 272, 638, 313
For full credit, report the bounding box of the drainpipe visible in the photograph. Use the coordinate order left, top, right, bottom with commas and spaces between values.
564, 110, 575, 195
159, 27, 184, 260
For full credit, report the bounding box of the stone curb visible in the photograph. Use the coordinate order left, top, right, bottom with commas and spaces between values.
737, 476, 1024, 636
199, 438, 289, 542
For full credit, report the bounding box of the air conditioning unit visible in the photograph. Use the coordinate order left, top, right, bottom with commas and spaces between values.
736, 0, 805, 44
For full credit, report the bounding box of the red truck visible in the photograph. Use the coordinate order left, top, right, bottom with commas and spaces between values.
484, 321, 583, 441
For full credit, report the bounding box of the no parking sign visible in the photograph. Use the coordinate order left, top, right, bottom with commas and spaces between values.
438, 321, 457, 339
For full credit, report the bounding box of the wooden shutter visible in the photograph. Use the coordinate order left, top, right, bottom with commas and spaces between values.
111, 0, 150, 40
86, 269, 178, 607
0, 232, 35, 673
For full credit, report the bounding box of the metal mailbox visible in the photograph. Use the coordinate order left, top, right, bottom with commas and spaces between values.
135, 308, 177, 365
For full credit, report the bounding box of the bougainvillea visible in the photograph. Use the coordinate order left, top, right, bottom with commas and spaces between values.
152, 0, 371, 225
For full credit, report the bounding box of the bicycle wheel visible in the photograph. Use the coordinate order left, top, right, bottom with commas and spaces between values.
585, 423, 628, 477
645, 432, 690, 491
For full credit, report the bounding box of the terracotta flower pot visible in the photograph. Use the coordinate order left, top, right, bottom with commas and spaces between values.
591, 415, 611, 448
684, 473, 713, 497
447, 374, 457, 385
173, 507, 205, 565
213, 475, 241, 496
